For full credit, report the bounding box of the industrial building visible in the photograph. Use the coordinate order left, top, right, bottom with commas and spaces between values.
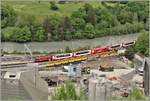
1, 63, 48, 100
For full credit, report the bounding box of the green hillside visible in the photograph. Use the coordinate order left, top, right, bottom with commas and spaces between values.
2, 1, 149, 43
2, 1, 102, 21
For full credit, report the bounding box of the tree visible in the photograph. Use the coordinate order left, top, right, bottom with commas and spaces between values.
65, 46, 72, 53
15, 14, 37, 41
117, 10, 134, 24
74, 31, 83, 39
60, 16, 74, 40
112, 87, 147, 100
15, 14, 36, 29
71, 9, 86, 19
43, 16, 60, 41
84, 23, 96, 39
124, 47, 136, 60
133, 13, 138, 22
86, 9, 97, 25
71, 18, 85, 30
63, 16, 74, 32
1, 27, 14, 41
145, 18, 149, 31
12, 26, 32, 42
34, 27, 46, 41
43, 16, 53, 41
83, 3, 97, 25
135, 31, 149, 56
52, 80, 83, 100
98, 8, 113, 28
126, 1, 149, 23
111, 16, 120, 27
98, 20, 109, 29
84, 3, 93, 12
1, 5, 17, 28
50, 1, 58, 10
128, 87, 147, 100
15, 15, 26, 28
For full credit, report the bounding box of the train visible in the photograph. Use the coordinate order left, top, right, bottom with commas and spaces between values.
34, 41, 136, 62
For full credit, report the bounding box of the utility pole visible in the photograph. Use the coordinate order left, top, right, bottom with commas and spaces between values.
57, 66, 58, 87
24, 44, 37, 88
104, 83, 107, 100
24, 44, 33, 61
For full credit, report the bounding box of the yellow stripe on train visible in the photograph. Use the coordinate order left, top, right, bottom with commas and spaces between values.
46, 56, 87, 67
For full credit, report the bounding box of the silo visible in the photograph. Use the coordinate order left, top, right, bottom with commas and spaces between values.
76, 64, 81, 77
95, 83, 105, 101
105, 82, 113, 100
95, 78, 113, 100
88, 78, 99, 101
67, 64, 74, 77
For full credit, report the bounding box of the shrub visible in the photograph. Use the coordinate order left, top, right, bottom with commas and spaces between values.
52, 80, 85, 100
65, 46, 72, 53
50, 1, 59, 10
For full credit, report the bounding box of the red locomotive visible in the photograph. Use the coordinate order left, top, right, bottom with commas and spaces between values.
92, 46, 111, 54
34, 57, 49, 62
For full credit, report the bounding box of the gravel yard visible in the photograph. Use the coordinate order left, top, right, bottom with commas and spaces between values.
81, 56, 131, 69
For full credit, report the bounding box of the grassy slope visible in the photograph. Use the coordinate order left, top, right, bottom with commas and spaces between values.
2, 1, 102, 21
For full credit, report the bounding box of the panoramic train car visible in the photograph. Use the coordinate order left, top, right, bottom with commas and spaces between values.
52, 53, 73, 60
91, 46, 110, 54
122, 41, 136, 48
74, 50, 91, 57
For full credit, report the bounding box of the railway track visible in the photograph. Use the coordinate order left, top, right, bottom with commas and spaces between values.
0, 50, 118, 69
1, 56, 30, 62
0, 48, 124, 71
1, 64, 27, 69
1, 61, 48, 69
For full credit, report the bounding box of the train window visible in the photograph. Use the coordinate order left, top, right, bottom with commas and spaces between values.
111, 45, 120, 48
125, 42, 134, 45
9, 75, 16, 78
56, 54, 71, 58
76, 51, 90, 55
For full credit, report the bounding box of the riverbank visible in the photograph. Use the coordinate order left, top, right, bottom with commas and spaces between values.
1, 34, 139, 53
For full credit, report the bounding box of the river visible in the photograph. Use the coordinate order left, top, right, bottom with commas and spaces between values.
1, 34, 139, 53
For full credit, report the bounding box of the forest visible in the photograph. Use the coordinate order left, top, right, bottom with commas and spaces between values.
1, 1, 149, 42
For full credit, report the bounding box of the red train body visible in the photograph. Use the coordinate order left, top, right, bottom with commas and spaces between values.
34, 57, 49, 62
92, 46, 110, 54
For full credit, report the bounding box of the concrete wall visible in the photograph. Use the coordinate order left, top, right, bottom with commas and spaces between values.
20, 70, 48, 100
1, 68, 48, 100
1, 76, 31, 100
143, 58, 150, 96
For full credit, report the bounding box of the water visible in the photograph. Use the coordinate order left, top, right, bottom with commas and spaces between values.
1, 34, 139, 53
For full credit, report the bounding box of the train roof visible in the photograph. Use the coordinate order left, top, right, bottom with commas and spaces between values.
93, 46, 109, 49
54, 53, 72, 56
75, 50, 90, 52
